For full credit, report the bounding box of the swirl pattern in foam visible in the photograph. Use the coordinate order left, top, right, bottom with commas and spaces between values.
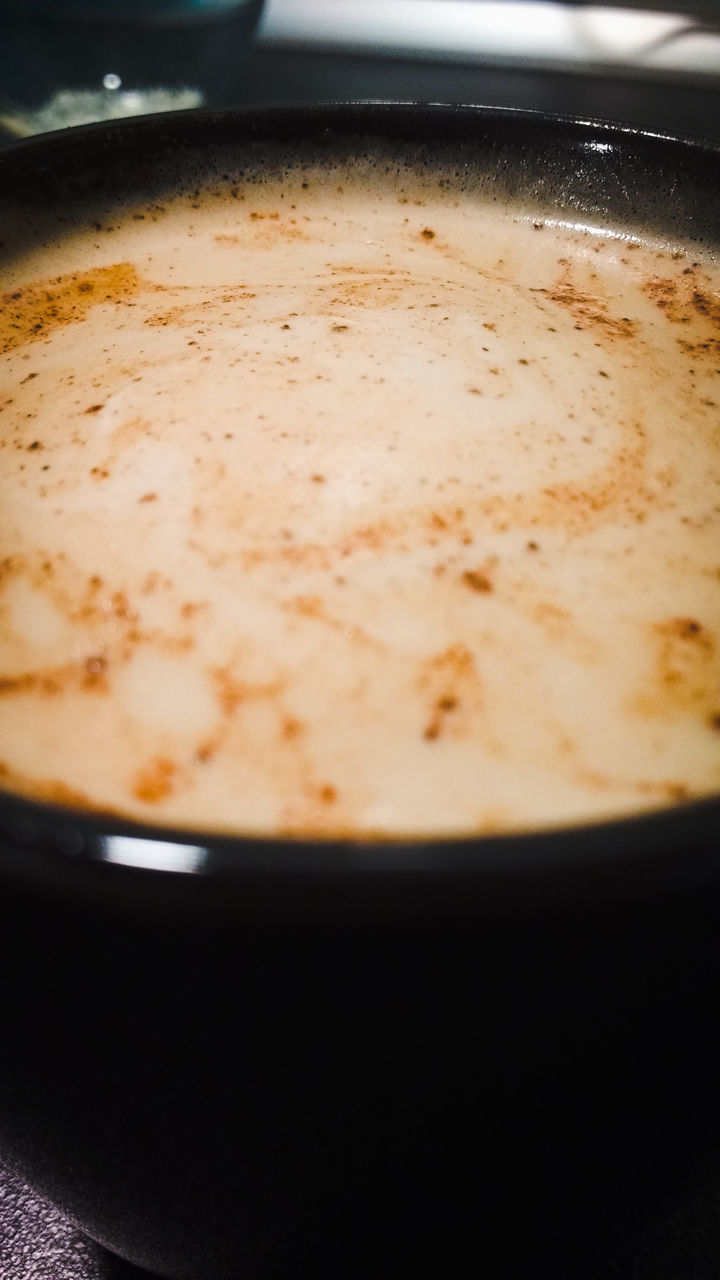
1, 140, 719, 836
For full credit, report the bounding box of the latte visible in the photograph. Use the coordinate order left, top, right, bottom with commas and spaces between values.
1, 138, 719, 836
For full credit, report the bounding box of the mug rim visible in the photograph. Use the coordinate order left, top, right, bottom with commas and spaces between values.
1, 100, 719, 901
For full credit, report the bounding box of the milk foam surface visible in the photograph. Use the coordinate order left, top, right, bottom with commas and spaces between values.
1, 148, 719, 836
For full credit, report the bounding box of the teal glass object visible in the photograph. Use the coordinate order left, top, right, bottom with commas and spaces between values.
0, 0, 265, 136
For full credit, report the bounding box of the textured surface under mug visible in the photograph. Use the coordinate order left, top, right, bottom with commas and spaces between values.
4, 1104, 720, 1280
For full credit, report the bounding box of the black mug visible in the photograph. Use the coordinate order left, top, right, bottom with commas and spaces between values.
0, 103, 719, 1279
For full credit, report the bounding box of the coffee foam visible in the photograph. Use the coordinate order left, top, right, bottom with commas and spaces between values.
1, 137, 719, 837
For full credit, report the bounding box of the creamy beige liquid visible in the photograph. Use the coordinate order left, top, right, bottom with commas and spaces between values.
1, 150, 719, 837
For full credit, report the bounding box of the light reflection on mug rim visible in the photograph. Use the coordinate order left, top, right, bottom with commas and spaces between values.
101, 834, 208, 873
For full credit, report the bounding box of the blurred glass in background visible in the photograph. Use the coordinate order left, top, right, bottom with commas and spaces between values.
0, 0, 719, 141
0, 0, 265, 137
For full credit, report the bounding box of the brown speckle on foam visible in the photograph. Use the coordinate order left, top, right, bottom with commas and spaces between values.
82, 655, 109, 691
0, 263, 139, 355
633, 617, 719, 721
423, 694, 461, 741
133, 756, 178, 803
0, 760, 95, 811
418, 644, 483, 743
461, 569, 493, 594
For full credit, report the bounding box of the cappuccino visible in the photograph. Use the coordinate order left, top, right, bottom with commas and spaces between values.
1, 139, 719, 836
